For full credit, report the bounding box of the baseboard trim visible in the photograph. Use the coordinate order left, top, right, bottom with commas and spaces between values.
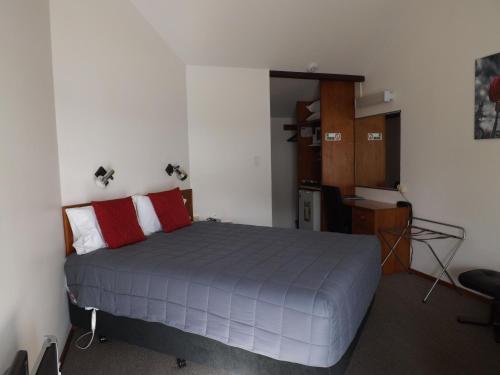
59, 326, 75, 370
408, 268, 492, 303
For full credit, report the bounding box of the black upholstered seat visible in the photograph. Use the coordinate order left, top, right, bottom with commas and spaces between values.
459, 269, 500, 300
457, 269, 500, 343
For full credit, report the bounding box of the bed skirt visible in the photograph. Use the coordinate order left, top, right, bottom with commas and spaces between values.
67, 297, 373, 375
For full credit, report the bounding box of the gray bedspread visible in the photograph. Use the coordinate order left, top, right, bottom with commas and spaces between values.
65, 222, 380, 367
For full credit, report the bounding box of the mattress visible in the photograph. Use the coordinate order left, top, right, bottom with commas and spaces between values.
65, 222, 380, 367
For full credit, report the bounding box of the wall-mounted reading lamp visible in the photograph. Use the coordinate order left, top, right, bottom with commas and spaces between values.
94, 166, 115, 188
166, 164, 188, 181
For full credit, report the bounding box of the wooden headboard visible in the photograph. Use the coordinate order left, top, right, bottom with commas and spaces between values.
62, 189, 193, 257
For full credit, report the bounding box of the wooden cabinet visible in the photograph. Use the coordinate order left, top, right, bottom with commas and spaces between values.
284, 76, 359, 232
354, 115, 386, 187
320, 81, 355, 195
293, 80, 355, 195
351, 207, 375, 234
347, 200, 409, 275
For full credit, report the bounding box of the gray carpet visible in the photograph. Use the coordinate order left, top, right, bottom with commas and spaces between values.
62, 273, 500, 375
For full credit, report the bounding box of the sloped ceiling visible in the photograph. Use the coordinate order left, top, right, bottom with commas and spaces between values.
130, 0, 396, 74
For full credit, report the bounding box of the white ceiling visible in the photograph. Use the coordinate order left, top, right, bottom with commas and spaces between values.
130, 0, 395, 74
270, 78, 319, 118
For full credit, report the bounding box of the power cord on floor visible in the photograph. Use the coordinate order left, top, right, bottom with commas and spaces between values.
75, 308, 97, 350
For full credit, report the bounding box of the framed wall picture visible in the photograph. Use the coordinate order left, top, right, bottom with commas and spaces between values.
475, 52, 500, 139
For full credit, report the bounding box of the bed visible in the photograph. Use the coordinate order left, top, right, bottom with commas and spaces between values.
63, 189, 380, 374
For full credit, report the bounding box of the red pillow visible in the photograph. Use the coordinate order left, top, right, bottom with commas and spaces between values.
148, 188, 191, 233
92, 197, 145, 249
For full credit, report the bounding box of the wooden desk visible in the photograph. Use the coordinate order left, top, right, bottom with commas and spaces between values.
343, 199, 410, 275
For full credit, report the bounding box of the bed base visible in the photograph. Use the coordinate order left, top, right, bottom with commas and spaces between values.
67, 297, 373, 375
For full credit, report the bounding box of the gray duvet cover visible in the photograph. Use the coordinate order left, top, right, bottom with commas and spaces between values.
65, 222, 380, 367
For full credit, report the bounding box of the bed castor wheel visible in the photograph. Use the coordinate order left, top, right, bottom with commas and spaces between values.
176, 358, 186, 368
98, 335, 108, 343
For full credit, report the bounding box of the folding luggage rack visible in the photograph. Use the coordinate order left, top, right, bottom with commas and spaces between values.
379, 217, 466, 303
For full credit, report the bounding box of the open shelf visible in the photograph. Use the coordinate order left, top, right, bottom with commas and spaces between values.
283, 119, 320, 131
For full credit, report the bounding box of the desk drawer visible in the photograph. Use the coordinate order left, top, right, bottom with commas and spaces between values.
352, 208, 375, 234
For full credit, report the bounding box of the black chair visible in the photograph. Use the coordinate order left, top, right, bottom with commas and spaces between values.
5, 342, 60, 375
5, 351, 28, 375
322, 186, 352, 234
457, 269, 500, 343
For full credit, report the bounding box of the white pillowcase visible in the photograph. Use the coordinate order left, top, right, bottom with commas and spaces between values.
306, 100, 320, 113
306, 111, 321, 121
132, 195, 162, 236
66, 206, 107, 255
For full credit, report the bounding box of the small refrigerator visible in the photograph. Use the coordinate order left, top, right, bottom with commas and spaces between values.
298, 189, 321, 231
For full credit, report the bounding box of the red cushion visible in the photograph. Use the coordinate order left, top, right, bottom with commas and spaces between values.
92, 197, 145, 249
148, 188, 191, 233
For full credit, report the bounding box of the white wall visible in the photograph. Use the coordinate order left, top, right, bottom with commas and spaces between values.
133, 0, 500, 282
271, 117, 297, 228
0, 0, 68, 371
355, 0, 500, 280
50, 0, 190, 205
186, 66, 272, 226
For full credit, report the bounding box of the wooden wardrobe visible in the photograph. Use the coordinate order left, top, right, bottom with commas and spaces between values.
296, 80, 356, 193
276, 71, 364, 231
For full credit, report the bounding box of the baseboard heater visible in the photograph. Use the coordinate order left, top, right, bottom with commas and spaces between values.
6, 336, 60, 375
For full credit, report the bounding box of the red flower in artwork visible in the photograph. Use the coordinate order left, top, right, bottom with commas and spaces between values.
489, 76, 500, 103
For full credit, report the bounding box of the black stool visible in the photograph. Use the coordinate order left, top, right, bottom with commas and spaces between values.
457, 269, 500, 343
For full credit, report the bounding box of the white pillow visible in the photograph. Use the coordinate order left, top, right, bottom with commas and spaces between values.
132, 195, 162, 236
306, 100, 320, 113
66, 206, 107, 255
306, 111, 320, 121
